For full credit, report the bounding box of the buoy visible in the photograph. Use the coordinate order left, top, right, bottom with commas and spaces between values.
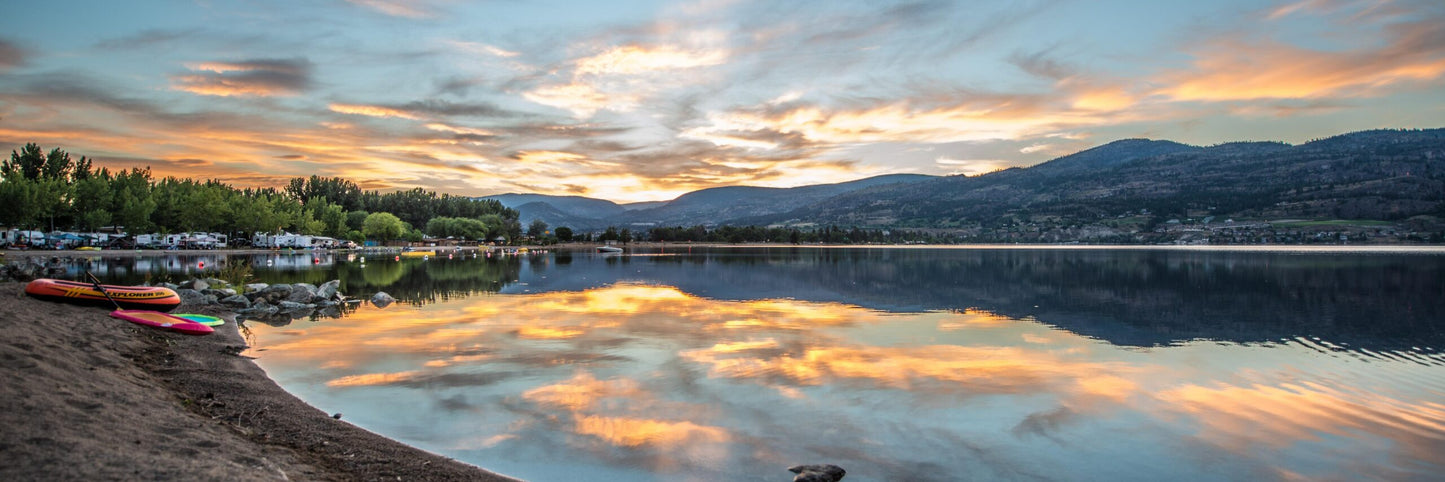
198, 261, 204, 269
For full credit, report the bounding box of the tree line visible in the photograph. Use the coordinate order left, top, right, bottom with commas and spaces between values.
0, 143, 520, 244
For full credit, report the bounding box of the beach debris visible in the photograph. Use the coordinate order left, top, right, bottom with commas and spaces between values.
370, 291, 396, 308
788, 464, 846, 482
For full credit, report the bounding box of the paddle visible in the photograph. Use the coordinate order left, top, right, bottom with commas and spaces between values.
84, 270, 123, 311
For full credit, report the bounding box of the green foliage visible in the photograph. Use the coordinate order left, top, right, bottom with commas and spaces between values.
363, 212, 405, 242
527, 219, 548, 237
554, 226, 574, 242
425, 216, 492, 240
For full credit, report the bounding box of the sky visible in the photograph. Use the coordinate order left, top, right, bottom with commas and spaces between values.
1, 0, 1443, 203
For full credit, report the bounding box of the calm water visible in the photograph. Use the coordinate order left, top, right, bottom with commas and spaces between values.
89, 247, 1445, 480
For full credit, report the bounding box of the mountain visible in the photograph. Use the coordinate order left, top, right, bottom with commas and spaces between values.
478, 194, 631, 230
612, 174, 936, 226
749, 128, 1445, 231
481, 173, 937, 230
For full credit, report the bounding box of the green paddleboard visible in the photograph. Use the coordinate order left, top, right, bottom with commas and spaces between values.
174, 314, 226, 326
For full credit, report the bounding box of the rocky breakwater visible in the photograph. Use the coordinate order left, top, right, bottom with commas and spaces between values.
159, 278, 392, 326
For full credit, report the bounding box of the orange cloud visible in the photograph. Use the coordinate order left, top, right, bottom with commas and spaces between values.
1156, 22, 1445, 102
329, 103, 422, 120
523, 82, 624, 118
170, 59, 311, 97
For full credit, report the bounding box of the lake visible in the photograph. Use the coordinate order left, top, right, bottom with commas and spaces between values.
90, 247, 1445, 480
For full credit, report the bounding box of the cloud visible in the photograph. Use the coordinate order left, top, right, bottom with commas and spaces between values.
330, 100, 523, 120
523, 82, 621, 118
93, 29, 199, 50
345, 0, 436, 19
0, 38, 26, 71
575, 45, 728, 76
171, 58, 313, 97
1156, 19, 1445, 101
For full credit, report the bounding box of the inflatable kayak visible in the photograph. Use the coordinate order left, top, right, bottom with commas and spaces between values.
24, 278, 182, 312
173, 313, 225, 326
109, 310, 213, 336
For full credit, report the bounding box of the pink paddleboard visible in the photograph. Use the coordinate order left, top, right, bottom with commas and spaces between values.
109, 310, 215, 336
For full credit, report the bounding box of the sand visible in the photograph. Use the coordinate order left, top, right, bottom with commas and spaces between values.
0, 282, 518, 481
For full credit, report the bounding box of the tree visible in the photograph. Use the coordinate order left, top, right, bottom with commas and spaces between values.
620, 228, 632, 244
600, 226, 619, 242
527, 219, 549, 237
554, 226, 573, 242
2, 143, 45, 180
363, 212, 405, 243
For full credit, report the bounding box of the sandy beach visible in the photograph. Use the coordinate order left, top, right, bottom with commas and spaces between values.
0, 282, 517, 481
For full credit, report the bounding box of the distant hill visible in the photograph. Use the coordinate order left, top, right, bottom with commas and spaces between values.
482, 129, 1444, 238
749, 128, 1445, 231
481, 174, 937, 230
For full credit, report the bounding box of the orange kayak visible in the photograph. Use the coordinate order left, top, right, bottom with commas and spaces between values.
24, 278, 182, 312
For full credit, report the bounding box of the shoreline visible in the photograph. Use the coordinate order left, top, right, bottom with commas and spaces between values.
0, 282, 518, 481
3, 241, 1443, 263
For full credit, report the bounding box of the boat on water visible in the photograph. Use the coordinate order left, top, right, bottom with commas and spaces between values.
597, 246, 623, 253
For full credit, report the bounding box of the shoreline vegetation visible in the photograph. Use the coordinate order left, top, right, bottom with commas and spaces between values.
0, 282, 518, 481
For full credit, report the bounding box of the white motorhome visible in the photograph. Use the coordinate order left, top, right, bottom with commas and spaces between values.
2, 229, 46, 247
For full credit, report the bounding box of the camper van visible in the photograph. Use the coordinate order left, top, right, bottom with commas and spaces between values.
2, 229, 46, 248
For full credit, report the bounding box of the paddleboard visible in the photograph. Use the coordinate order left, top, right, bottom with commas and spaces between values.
109, 310, 214, 335
173, 313, 225, 326
25, 278, 182, 312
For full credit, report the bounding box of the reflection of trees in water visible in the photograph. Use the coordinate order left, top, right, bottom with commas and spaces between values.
252, 258, 522, 305
644, 248, 1445, 351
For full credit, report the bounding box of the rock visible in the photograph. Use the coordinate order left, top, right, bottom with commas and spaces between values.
287, 283, 319, 303
236, 304, 279, 316
276, 300, 312, 312
317, 280, 341, 301
219, 294, 252, 308
244, 283, 269, 293
256, 284, 293, 304
370, 291, 396, 308
201, 289, 232, 299
159, 282, 180, 290
176, 288, 218, 307
179, 279, 209, 291
317, 306, 342, 319
789, 465, 846, 482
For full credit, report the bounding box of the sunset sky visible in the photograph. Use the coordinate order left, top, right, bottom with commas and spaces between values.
2, 0, 1443, 202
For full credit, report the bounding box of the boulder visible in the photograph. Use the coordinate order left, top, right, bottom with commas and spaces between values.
789, 465, 846, 482
255, 284, 293, 304
179, 279, 209, 291
244, 283, 269, 293
370, 291, 396, 308
159, 282, 180, 290
236, 304, 279, 316
219, 294, 252, 308
287, 283, 319, 303
276, 300, 312, 312
176, 288, 218, 307
316, 280, 341, 301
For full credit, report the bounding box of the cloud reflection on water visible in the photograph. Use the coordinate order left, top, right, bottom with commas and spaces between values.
249, 281, 1445, 480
